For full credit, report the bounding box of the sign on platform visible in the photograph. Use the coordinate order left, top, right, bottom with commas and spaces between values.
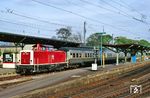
92, 63, 97, 70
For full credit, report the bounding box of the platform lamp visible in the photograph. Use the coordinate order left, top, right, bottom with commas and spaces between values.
96, 32, 106, 68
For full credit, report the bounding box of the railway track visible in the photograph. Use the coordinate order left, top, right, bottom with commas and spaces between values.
0, 69, 70, 82
1, 62, 149, 98
48, 62, 150, 98
0, 75, 21, 81
0, 66, 93, 93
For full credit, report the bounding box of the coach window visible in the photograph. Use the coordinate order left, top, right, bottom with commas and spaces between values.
70, 53, 73, 58
79, 53, 82, 58
76, 53, 79, 58
85, 53, 87, 57
73, 53, 75, 58
89, 53, 91, 57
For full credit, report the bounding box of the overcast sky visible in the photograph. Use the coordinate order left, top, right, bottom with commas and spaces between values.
0, 0, 150, 42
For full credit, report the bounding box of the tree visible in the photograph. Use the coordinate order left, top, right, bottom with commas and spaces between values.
86, 33, 112, 46
138, 39, 150, 46
51, 36, 57, 39
114, 36, 136, 44
56, 27, 72, 41
68, 32, 82, 43
114, 37, 150, 47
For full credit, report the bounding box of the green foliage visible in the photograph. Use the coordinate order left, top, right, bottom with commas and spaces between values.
86, 33, 112, 46
87, 34, 150, 47
114, 36, 136, 44
56, 27, 72, 40
138, 39, 150, 47
114, 37, 150, 47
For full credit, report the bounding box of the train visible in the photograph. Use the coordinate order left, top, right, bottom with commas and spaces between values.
14, 44, 129, 74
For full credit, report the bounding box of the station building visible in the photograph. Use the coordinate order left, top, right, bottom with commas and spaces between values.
0, 44, 33, 68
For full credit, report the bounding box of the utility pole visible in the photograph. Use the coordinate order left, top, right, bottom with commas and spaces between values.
101, 26, 106, 68
103, 25, 104, 33
83, 21, 86, 45
96, 26, 106, 68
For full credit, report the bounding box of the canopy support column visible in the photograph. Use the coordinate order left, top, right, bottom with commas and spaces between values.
116, 49, 119, 65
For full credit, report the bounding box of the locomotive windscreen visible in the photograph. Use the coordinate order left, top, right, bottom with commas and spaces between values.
21, 52, 31, 64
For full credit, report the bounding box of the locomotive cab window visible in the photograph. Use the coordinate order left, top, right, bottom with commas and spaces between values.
42, 47, 46, 51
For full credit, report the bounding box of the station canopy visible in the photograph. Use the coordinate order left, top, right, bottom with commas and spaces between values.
103, 44, 150, 52
0, 32, 80, 48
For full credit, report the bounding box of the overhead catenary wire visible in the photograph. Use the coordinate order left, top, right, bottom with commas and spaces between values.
0, 22, 56, 37
2, 8, 73, 28
33, 0, 147, 38
65, 0, 109, 18
80, 0, 148, 25
1, 8, 84, 29
0, 0, 146, 39
31, 0, 133, 33
0, 9, 85, 36
119, 0, 144, 16
0, 19, 57, 31
110, 0, 148, 23
80, 0, 132, 18
65, 0, 149, 36
119, 0, 150, 25
100, 0, 133, 18
100, 0, 149, 24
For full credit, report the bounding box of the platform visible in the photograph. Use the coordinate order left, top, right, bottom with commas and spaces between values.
0, 68, 16, 76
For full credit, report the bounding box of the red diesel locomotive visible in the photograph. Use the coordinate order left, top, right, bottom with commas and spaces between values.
16, 44, 67, 74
